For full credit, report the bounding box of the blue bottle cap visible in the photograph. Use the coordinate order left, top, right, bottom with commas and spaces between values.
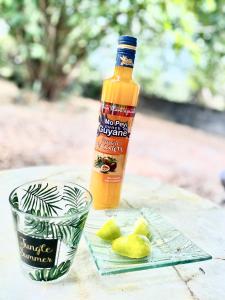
118, 35, 137, 47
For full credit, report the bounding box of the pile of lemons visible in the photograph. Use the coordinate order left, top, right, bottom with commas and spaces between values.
96, 217, 152, 259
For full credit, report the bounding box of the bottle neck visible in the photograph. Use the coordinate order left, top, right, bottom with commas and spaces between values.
114, 45, 136, 80
113, 66, 133, 79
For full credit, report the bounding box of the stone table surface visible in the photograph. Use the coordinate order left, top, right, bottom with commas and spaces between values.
0, 165, 225, 300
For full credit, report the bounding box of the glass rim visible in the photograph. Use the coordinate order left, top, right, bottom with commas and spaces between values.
9, 179, 93, 221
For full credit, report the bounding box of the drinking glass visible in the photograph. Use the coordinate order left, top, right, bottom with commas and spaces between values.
9, 180, 92, 282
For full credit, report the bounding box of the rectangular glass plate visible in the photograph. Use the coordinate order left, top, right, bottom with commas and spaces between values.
84, 208, 212, 275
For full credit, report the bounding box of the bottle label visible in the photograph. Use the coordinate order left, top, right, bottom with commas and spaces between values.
93, 102, 135, 183
116, 48, 136, 68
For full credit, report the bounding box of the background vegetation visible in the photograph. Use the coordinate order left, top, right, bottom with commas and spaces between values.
0, 0, 224, 110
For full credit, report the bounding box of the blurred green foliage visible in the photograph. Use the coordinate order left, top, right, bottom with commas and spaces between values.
0, 0, 224, 107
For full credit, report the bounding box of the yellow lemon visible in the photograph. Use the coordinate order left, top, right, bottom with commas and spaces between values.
112, 234, 151, 258
133, 217, 152, 239
96, 218, 121, 241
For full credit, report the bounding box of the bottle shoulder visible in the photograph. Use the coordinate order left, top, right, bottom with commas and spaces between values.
103, 76, 139, 89
102, 76, 140, 106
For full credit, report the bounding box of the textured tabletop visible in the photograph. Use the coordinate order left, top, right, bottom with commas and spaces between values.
0, 165, 224, 300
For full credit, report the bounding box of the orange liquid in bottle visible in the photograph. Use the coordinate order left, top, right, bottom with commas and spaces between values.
90, 36, 139, 209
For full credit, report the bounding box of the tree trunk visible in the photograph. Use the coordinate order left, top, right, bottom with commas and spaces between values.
41, 75, 68, 100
